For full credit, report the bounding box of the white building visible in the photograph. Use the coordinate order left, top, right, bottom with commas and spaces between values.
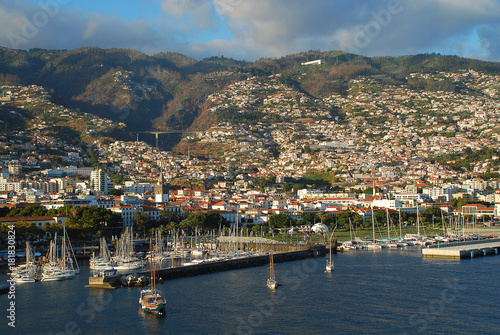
90, 169, 108, 195
110, 205, 136, 228
372, 199, 403, 210
301, 59, 324, 66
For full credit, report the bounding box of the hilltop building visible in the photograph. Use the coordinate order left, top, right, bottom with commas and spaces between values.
301, 59, 324, 66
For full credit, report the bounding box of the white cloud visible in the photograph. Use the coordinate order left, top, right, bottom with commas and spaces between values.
0, 0, 166, 51
208, 0, 500, 61
0, 0, 499, 61
160, 0, 218, 31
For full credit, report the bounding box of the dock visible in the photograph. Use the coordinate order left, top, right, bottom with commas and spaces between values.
422, 239, 500, 259
139, 246, 326, 281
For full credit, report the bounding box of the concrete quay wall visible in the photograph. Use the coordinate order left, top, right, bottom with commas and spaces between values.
422, 239, 500, 259
142, 245, 326, 281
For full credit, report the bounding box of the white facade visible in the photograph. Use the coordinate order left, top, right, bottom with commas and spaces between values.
301, 59, 324, 66
297, 188, 323, 199
371, 199, 403, 209
110, 205, 136, 228
90, 169, 108, 195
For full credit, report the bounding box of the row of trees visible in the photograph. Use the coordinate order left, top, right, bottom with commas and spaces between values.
266, 206, 470, 232
1, 205, 121, 245
134, 210, 230, 237
2, 201, 491, 246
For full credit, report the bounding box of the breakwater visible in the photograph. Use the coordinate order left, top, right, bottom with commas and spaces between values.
140, 245, 326, 281
422, 238, 500, 259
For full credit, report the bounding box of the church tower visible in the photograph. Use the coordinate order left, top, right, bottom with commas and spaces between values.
155, 171, 169, 203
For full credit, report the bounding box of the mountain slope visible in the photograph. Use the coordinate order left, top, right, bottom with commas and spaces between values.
1, 47, 500, 138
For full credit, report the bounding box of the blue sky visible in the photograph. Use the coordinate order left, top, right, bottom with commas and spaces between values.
1, 0, 500, 61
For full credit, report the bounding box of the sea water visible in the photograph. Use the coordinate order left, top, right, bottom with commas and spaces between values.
1, 247, 499, 334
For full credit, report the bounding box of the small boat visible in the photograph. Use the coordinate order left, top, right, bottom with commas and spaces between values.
190, 249, 205, 256
113, 260, 142, 271
139, 287, 166, 315
139, 239, 166, 315
266, 250, 278, 289
12, 242, 37, 283
326, 231, 335, 272
86, 269, 119, 289
13, 274, 36, 283
41, 268, 68, 282
90, 238, 114, 271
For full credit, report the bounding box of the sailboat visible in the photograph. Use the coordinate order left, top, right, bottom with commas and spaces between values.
139, 239, 166, 316
41, 226, 78, 281
266, 250, 278, 289
90, 237, 114, 271
146, 230, 168, 262
326, 232, 335, 272
12, 242, 37, 283
113, 228, 142, 271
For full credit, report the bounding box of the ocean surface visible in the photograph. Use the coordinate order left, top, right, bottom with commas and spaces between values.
1, 247, 499, 335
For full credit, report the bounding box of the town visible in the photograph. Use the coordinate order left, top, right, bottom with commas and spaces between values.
1, 68, 500, 240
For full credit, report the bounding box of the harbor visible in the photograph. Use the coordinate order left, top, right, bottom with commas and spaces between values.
2, 247, 499, 334
84, 245, 327, 289
140, 245, 326, 281
422, 238, 500, 259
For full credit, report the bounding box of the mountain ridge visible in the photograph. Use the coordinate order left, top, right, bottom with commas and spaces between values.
1, 46, 500, 139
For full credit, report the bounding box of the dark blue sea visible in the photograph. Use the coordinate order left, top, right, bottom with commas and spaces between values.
1, 247, 499, 335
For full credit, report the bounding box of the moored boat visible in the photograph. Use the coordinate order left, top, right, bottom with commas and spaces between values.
12, 242, 37, 283
266, 250, 278, 289
139, 239, 166, 315
326, 228, 335, 272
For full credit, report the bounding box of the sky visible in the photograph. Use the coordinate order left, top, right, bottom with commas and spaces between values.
1, 0, 500, 62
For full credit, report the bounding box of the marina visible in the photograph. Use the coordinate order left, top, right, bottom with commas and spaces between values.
1, 247, 499, 334
422, 238, 500, 259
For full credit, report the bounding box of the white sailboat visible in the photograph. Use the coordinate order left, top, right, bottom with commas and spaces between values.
147, 230, 168, 262
12, 242, 37, 283
326, 230, 335, 272
90, 237, 114, 271
266, 250, 278, 289
41, 226, 78, 281
62, 225, 79, 276
112, 228, 142, 271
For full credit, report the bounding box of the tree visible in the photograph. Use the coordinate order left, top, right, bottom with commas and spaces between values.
108, 188, 123, 196
335, 210, 362, 229
300, 212, 316, 225
374, 210, 389, 226
269, 214, 290, 229
7, 205, 47, 217
422, 206, 442, 224
134, 212, 153, 236
184, 211, 229, 232
363, 187, 380, 195
11, 221, 44, 245
316, 213, 334, 227
450, 197, 470, 210
159, 209, 185, 225
251, 225, 262, 234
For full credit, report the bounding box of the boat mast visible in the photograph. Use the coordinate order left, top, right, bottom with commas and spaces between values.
62, 226, 66, 272
349, 217, 352, 242
416, 201, 420, 237
398, 208, 402, 239
386, 208, 390, 240
371, 179, 376, 244
269, 250, 274, 280
371, 204, 375, 244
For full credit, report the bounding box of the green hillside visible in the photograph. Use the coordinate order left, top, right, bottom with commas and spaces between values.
1, 47, 499, 138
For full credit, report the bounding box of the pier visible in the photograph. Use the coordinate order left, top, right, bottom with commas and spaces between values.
140, 245, 326, 281
422, 239, 500, 259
